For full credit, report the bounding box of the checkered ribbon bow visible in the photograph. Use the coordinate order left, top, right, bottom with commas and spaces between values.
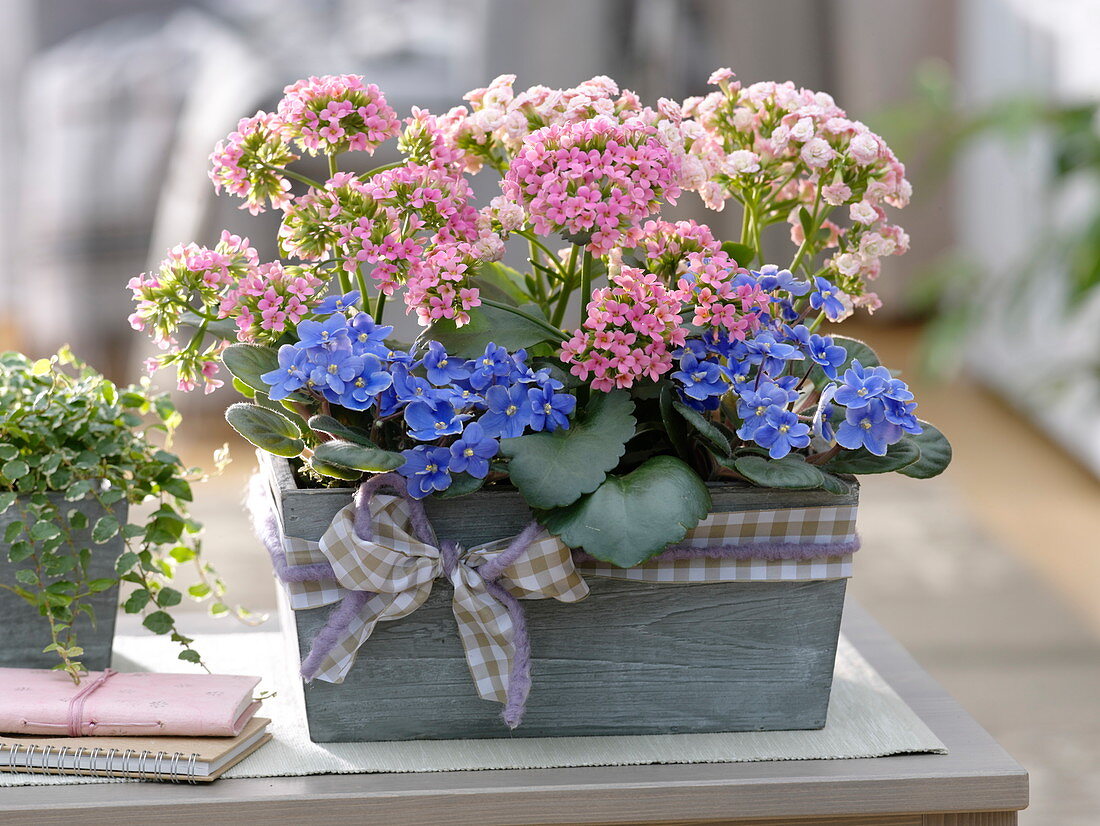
307, 475, 589, 727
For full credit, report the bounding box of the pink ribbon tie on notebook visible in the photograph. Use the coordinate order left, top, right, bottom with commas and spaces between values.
0, 667, 262, 737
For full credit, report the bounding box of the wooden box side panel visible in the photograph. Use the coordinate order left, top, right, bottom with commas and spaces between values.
290, 577, 847, 742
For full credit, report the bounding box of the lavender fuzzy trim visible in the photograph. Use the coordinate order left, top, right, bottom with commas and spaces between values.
572, 536, 860, 565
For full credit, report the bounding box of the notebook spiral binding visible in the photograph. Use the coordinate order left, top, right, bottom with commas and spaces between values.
3, 742, 200, 782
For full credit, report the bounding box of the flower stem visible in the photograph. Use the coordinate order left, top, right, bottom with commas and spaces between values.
327, 153, 338, 179
579, 249, 594, 320
374, 291, 387, 323
255, 160, 324, 189
479, 298, 566, 343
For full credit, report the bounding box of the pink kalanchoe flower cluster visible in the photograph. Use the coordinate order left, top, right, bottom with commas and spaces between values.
276, 74, 400, 155
676, 252, 770, 337
208, 111, 298, 215
218, 262, 323, 343
638, 219, 721, 280
561, 266, 687, 391
677, 71, 911, 298
127, 231, 259, 394
503, 116, 680, 255
128, 231, 259, 343
403, 242, 484, 326
398, 107, 467, 175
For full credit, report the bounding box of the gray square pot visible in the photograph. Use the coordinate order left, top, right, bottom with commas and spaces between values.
0, 495, 125, 671
262, 453, 857, 742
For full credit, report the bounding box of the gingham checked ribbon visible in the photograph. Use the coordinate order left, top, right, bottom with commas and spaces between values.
263, 473, 588, 728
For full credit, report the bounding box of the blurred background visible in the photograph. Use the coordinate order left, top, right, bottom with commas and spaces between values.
0, 1, 1098, 822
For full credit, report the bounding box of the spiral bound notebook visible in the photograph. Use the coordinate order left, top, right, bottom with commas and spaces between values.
0, 717, 270, 782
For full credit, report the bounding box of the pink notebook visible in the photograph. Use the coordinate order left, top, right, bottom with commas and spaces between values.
0, 667, 262, 737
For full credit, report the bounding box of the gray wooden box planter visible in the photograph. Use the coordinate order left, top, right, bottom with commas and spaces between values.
261, 453, 857, 743
0, 495, 125, 671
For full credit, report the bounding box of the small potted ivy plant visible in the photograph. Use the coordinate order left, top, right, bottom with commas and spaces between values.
0, 348, 237, 681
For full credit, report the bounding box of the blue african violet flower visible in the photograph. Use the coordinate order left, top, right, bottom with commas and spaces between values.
671, 351, 727, 402
315, 291, 361, 316
390, 363, 445, 408
480, 383, 532, 438
835, 399, 901, 456
744, 332, 804, 375
404, 399, 464, 441
296, 315, 351, 352
337, 353, 393, 410
752, 407, 812, 459
262, 344, 310, 400
467, 343, 518, 391
834, 360, 887, 409
813, 384, 839, 442
883, 396, 923, 434
755, 264, 811, 296
423, 341, 471, 386
399, 446, 453, 498
735, 383, 791, 440
527, 383, 576, 432
807, 334, 847, 379
347, 312, 393, 357
808, 276, 846, 321
448, 422, 499, 478
309, 349, 364, 396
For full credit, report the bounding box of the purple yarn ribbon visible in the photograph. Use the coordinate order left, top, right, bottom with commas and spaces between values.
247, 473, 540, 729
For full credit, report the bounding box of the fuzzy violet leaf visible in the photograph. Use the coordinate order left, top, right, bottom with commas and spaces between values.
673, 400, 731, 456
729, 453, 828, 490
221, 344, 283, 395
311, 439, 404, 473
541, 455, 711, 567
308, 415, 377, 446
824, 437, 921, 475
225, 403, 306, 458
499, 390, 636, 509
897, 421, 952, 479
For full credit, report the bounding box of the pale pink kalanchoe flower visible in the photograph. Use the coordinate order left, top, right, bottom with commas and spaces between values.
209, 111, 298, 215
561, 266, 687, 391
276, 74, 400, 155
218, 261, 323, 344
502, 116, 681, 255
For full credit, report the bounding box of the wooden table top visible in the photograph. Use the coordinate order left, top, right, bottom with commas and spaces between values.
0, 600, 1028, 826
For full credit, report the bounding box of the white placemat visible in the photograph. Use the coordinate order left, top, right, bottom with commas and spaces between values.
0, 629, 945, 786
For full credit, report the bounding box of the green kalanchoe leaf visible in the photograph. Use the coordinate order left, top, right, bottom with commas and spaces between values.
225, 403, 306, 459
541, 455, 711, 568
312, 440, 404, 473
720, 240, 756, 267
897, 422, 952, 479
500, 390, 635, 509
421, 302, 560, 359
824, 438, 920, 475
808, 336, 881, 390
729, 454, 828, 490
